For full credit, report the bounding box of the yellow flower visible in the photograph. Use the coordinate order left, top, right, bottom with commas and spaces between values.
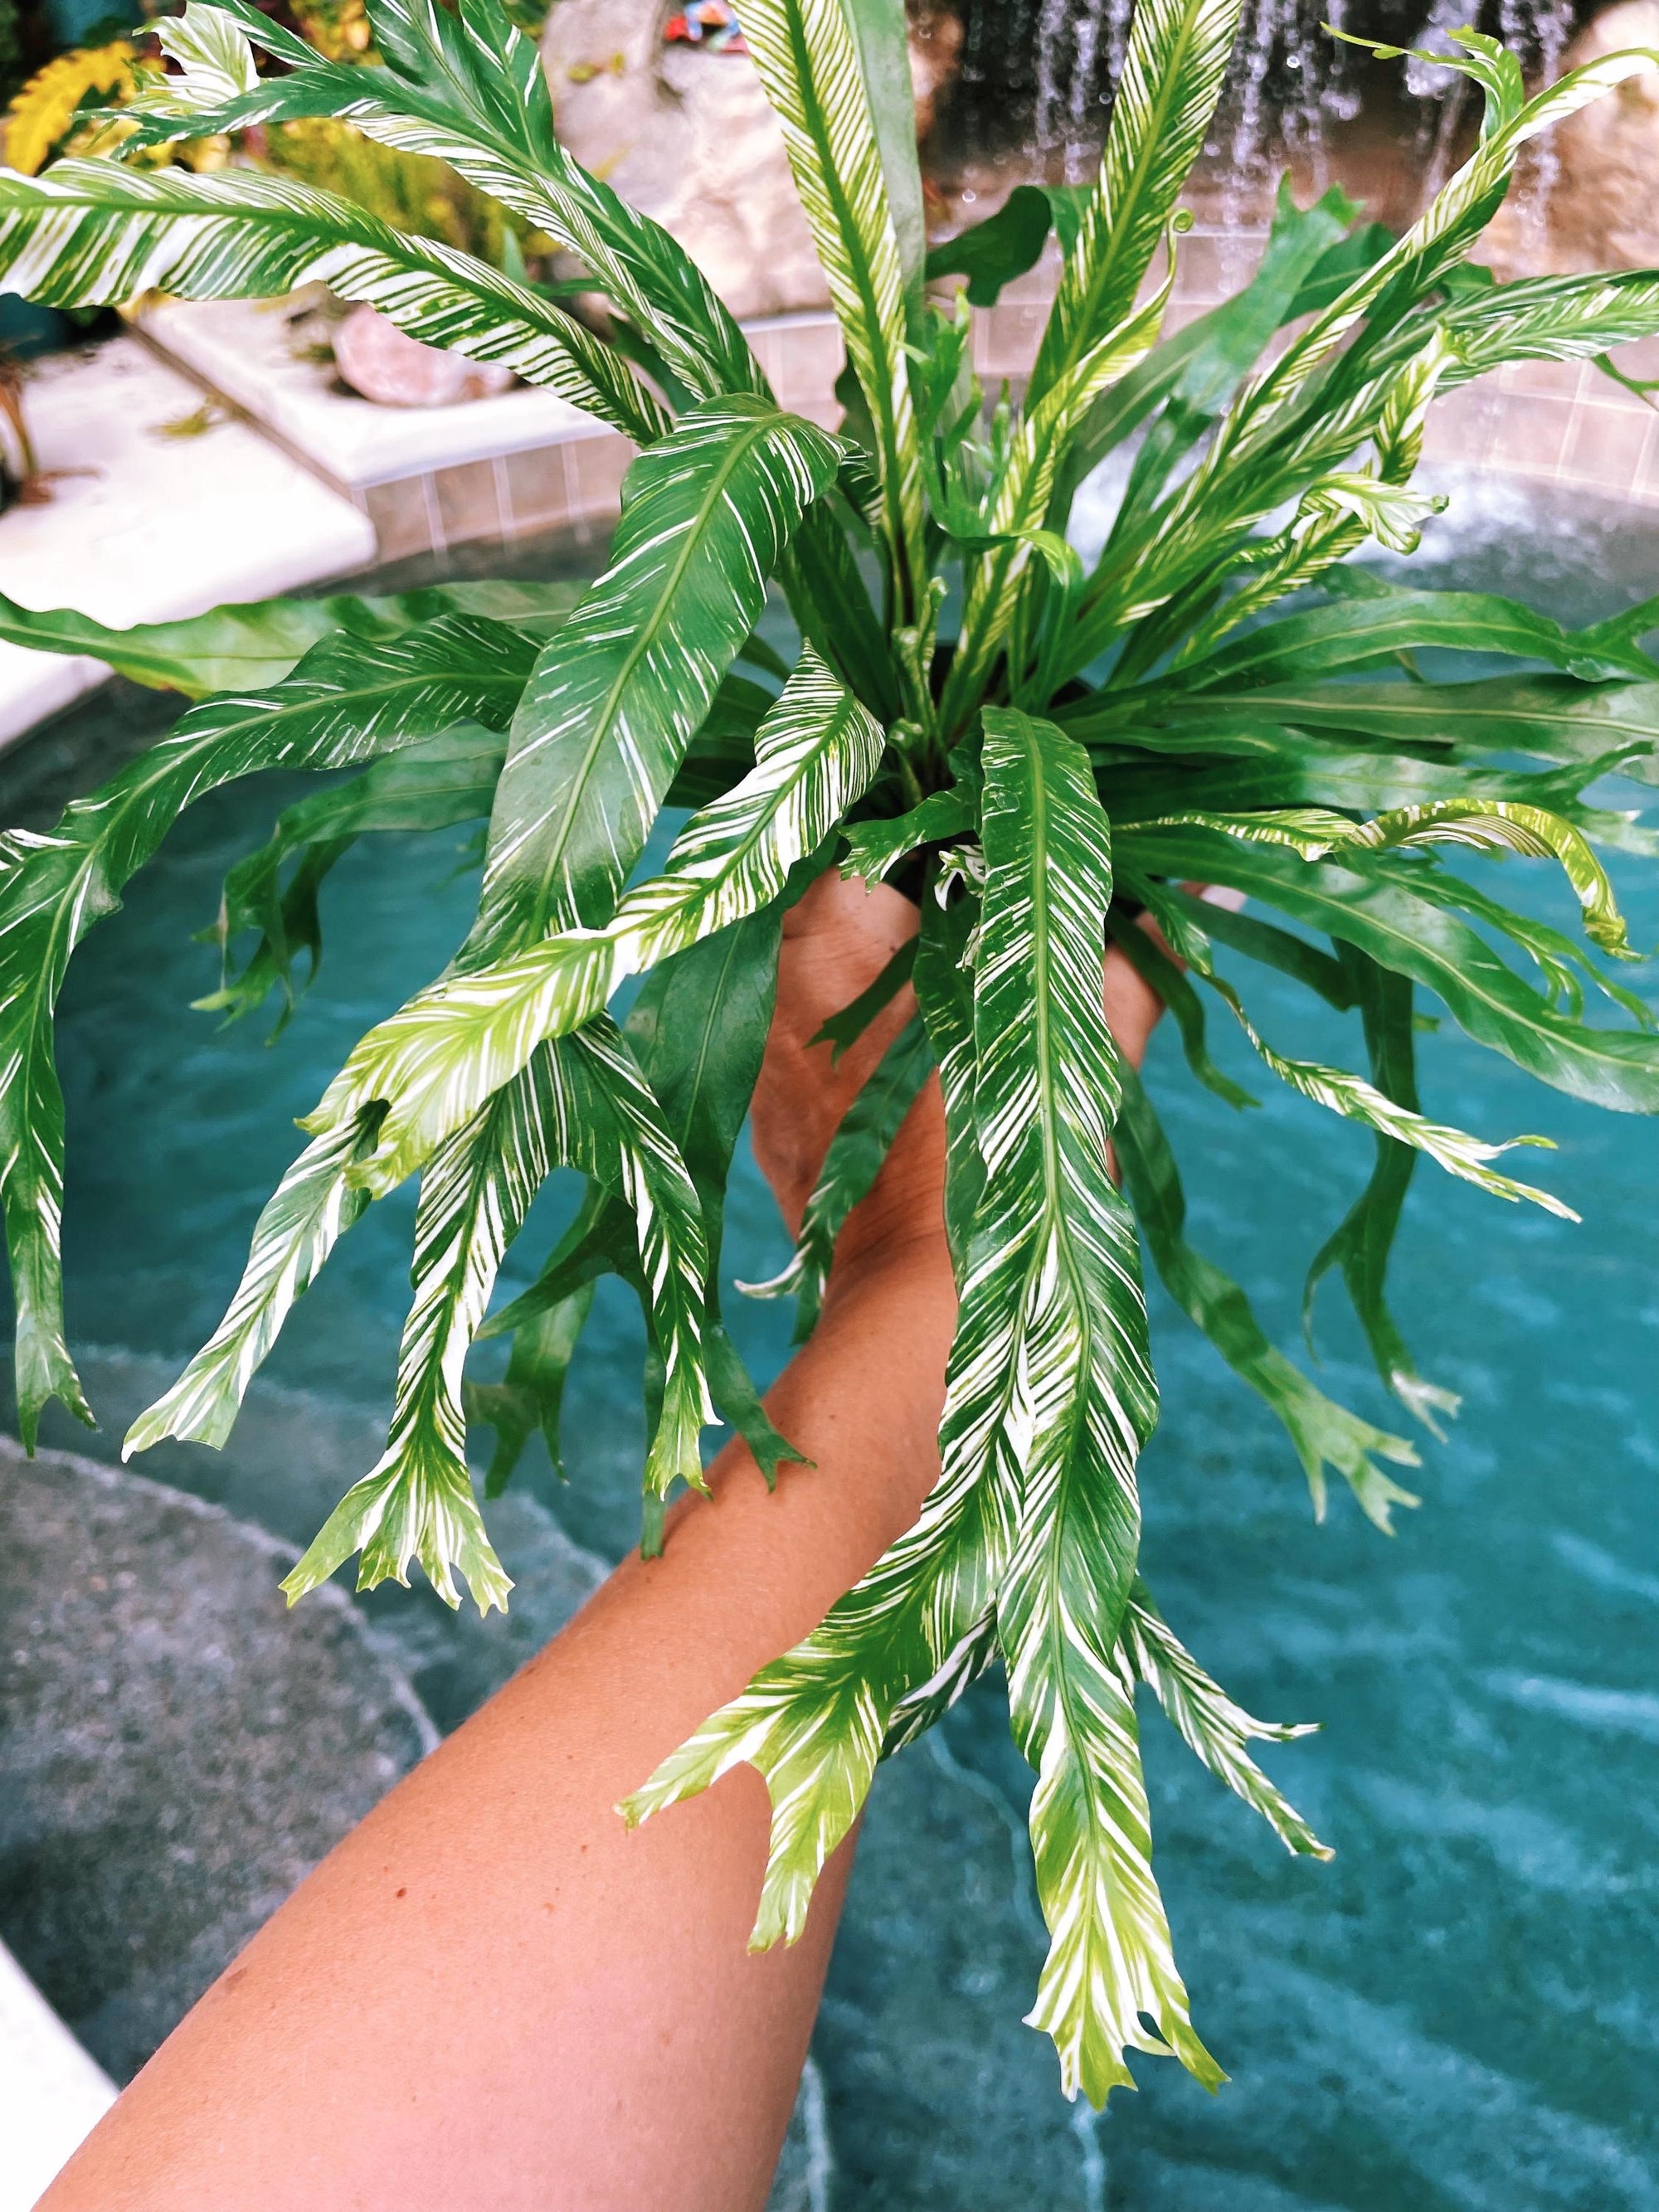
2, 40, 158, 177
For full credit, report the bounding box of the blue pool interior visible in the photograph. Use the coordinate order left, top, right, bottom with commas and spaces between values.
3, 471, 1657, 2206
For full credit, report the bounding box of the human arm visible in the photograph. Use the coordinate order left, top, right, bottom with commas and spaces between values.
41, 873, 1166, 2212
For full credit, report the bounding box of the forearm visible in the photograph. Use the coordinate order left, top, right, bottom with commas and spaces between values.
43, 1218, 956, 2212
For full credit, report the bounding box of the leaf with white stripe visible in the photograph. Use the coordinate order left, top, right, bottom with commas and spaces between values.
1122, 1582, 1332, 1860
1222, 989, 1578, 1219
0, 159, 666, 446
1346, 800, 1636, 959
0, 576, 580, 700
939, 267, 1176, 732
738, 0, 927, 607
1112, 1062, 1422, 1529
468, 398, 840, 960
1027, 0, 1245, 408
0, 615, 535, 1448
282, 1012, 712, 1607
966, 708, 1215, 2103
306, 650, 883, 1196
124, 1111, 384, 1459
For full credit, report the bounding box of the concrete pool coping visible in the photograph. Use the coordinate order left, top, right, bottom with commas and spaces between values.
0, 1938, 116, 2212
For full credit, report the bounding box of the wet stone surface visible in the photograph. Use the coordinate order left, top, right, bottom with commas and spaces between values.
0, 1442, 435, 2081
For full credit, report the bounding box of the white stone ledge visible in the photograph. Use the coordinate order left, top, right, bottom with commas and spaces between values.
0, 1939, 115, 2212
0, 337, 377, 751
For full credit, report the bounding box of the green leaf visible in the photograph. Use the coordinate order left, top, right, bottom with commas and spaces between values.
1436, 267, 1659, 383
1095, 177, 1361, 536
1162, 672, 1659, 787
1237, 995, 1575, 1214
468, 1286, 595, 1496
912, 878, 985, 1273
809, 934, 916, 1059
0, 160, 667, 447
924, 183, 1058, 308
1117, 826, 1659, 1113
1157, 887, 1356, 1010
0, 614, 535, 1446
1160, 587, 1659, 693
1122, 1581, 1333, 1858
940, 267, 1176, 731
1025, 0, 1245, 408
740, 1011, 933, 1337
1223, 38, 1659, 459
202, 726, 505, 1030
1344, 798, 1635, 958
1103, 909, 1258, 1109
1303, 953, 1461, 1435
0, 577, 578, 701
839, 784, 975, 883
623, 902, 814, 1485
1112, 1065, 1421, 1528
309, 650, 882, 1194
469, 397, 840, 955
738, 0, 927, 607
280, 1050, 591, 1613
964, 707, 1216, 2103
1059, 178, 1370, 513
843, 0, 927, 300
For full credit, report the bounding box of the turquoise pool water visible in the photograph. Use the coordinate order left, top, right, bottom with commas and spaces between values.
7, 478, 1657, 2205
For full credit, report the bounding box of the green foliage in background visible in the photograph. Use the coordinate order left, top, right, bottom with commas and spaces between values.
0, 0, 1657, 2103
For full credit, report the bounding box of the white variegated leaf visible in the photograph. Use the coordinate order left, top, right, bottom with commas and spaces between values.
304, 650, 882, 1195
1122, 1582, 1332, 1860
1233, 1001, 1578, 1217
1347, 800, 1635, 957
127, 0, 758, 400
0, 160, 666, 446
469, 400, 841, 960
737, 0, 927, 606
0, 615, 537, 1447
941, 271, 1176, 727
623, 886, 1019, 1944
970, 708, 1217, 2103
124, 1113, 381, 1459
1028, 0, 1245, 406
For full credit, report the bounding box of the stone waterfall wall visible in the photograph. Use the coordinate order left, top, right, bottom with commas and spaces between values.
540, 0, 830, 320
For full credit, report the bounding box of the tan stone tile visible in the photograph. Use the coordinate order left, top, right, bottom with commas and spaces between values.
1486, 392, 1573, 474
432, 459, 504, 549
568, 430, 632, 522
499, 441, 574, 536
363, 478, 439, 563
1496, 356, 1587, 400
1559, 397, 1656, 493
1422, 383, 1500, 468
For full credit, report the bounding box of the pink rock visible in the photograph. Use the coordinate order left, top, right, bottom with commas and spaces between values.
331, 304, 517, 406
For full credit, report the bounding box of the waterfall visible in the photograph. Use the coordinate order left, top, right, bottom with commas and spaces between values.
944, 0, 1591, 215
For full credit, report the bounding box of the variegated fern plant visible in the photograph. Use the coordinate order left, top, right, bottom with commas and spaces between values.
1, 0, 1657, 2105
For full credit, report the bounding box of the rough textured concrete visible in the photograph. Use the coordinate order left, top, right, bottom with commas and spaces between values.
0, 1441, 435, 2082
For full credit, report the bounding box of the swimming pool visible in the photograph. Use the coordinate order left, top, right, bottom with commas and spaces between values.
6, 474, 1657, 2206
